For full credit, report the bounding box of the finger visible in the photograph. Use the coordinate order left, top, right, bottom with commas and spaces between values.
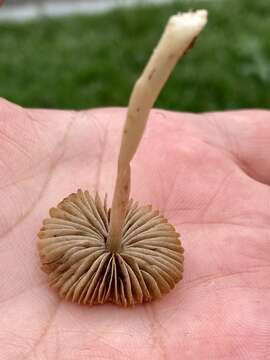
0, 98, 73, 236
0, 97, 72, 186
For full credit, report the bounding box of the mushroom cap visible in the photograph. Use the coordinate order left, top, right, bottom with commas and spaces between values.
38, 189, 184, 306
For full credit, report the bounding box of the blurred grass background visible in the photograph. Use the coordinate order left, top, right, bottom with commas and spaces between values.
0, 0, 269, 111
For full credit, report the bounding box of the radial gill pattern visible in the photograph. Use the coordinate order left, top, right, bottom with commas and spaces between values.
38, 189, 184, 306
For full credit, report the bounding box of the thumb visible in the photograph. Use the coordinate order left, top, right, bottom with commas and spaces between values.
205, 110, 270, 186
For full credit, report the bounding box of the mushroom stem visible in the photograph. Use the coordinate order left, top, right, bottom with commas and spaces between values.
107, 10, 208, 252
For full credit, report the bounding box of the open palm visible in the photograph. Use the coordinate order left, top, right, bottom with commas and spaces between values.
1, 98, 270, 360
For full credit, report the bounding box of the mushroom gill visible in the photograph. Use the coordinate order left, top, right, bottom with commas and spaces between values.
38, 190, 183, 306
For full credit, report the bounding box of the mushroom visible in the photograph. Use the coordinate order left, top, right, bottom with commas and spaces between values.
38, 10, 208, 306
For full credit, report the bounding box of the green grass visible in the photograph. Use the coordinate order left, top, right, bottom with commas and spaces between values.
0, 0, 269, 111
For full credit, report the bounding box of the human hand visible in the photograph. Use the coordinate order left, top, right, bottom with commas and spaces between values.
0, 98, 269, 359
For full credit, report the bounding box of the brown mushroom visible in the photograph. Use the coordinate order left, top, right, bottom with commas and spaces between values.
38, 10, 208, 306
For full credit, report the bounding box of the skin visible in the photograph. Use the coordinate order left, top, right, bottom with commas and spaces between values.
0, 97, 270, 360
